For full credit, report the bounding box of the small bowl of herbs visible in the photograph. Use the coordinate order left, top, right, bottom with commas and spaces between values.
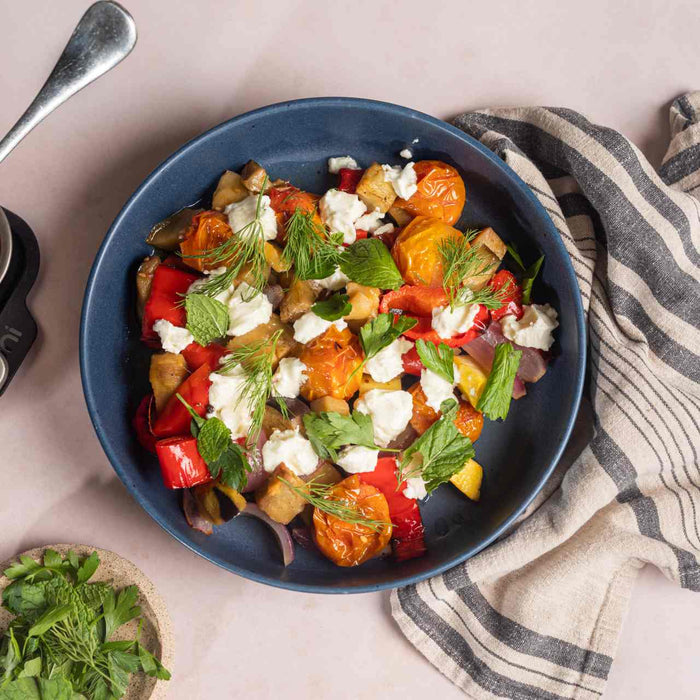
0, 545, 172, 699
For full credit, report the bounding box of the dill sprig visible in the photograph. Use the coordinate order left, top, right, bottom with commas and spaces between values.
439, 231, 497, 305
451, 278, 513, 309
278, 477, 391, 533
282, 208, 343, 280
217, 329, 283, 442
182, 177, 270, 300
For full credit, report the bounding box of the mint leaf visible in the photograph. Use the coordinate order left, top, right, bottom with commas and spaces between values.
312, 293, 351, 321
401, 399, 475, 493
17, 658, 42, 678
303, 411, 378, 461
196, 418, 231, 464
415, 339, 454, 384
212, 443, 251, 492
185, 293, 229, 346
2, 581, 47, 617
0, 676, 76, 700
340, 238, 404, 289
359, 313, 417, 362
521, 255, 544, 305
477, 342, 522, 420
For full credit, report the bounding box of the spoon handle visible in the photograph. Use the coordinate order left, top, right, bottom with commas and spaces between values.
0, 1, 136, 164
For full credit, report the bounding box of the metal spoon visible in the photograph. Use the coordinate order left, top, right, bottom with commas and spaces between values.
0, 1, 137, 164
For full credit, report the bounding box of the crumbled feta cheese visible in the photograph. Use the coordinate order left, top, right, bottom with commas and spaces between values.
354, 208, 385, 232
317, 266, 350, 291
319, 189, 367, 244
431, 303, 479, 339
400, 148, 413, 159
225, 193, 277, 242
153, 319, 193, 354
501, 304, 559, 350
272, 357, 308, 398
293, 311, 347, 344
336, 445, 379, 474
382, 162, 418, 199
262, 429, 319, 476
373, 223, 395, 237
365, 337, 413, 383
328, 156, 359, 173
420, 366, 458, 412
403, 475, 427, 500
354, 389, 413, 447
207, 366, 252, 440
187, 267, 231, 302
226, 282, 273, 336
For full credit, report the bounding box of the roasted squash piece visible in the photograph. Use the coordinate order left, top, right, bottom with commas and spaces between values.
309, 396, 350, 415
344, 283, 380, 331
212, 170, 249, 211
241, 160, 268, 193
149, 352, 189, 413
136, 256, 160, 320
450, 459, 483, 501
359, 375, 402, 395
226, 314, 299, 367
463, 227, 506, 291
279, 277, 320, 323
356, 162, 397, 213
255, 464, 307, 524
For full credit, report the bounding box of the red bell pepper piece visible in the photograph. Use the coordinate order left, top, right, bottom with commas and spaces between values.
354, 229, 368, 240
360, 457, 426, 561
155, 435, 212, 489
379, 286, 489, 347
338, 168, 364, 193
489, 270, 523, 322
151, 363, 212, 438
401, 345, 424, 376
182, 342, 229, 371
132, 395, 157, 454
141, 264, 200, 342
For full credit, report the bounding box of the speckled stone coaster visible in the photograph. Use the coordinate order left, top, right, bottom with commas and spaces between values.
0, 544, 173, 699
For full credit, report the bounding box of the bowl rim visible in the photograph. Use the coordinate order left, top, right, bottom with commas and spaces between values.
80, 96, 586, 594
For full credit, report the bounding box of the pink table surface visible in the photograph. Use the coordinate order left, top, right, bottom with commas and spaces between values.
1, 1, 699, 698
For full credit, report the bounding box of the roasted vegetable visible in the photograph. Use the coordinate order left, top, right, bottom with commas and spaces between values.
256, 464, 308, 524
155, 435, 212, 489
179, 210, 233, 272
454, 354, 489, 408
392, 215, 463, 287
312, 475, 392, 567
344, 282, 380, 330
299, 325, 364, 401
262, 405, 295, 435
240, 159, 268, 193
264, 241, 290, 273
149, 352, 189, 413
279, 277, 321, 323
462, 227, 507, 291
268, 184, 320, 238
355, 162, 397, 213
450, 458, 483, 500
136, 255, 160, 320
212, 170, 248, 211
193, 480, 247, 524
408, 383, 484, 442
146, 207, 202, 251
388, 205, 413, 227
392, 160, 466, 225
359, 374, 402, 394
488, 270, 523, 321
226, 313, 299, 367
309, 396, 350, 415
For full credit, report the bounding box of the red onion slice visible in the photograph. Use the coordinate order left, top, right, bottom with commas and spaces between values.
242, 430, 268, 493
264, 284, 285, 310
182, 490, 213, 535
241, 503, 295, 567
291, 525, 317, 551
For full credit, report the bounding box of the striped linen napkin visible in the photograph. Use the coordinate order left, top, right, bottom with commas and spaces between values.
391, 93, 700, 699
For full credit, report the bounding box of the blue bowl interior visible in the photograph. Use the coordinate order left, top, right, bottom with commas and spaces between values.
81, 98, 585, 593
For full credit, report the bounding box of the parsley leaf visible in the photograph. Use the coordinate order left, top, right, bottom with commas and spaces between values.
102, 585, 140, 640
311, 293, 351, 321
415, 339, 454, 383
400, 399, 475, 494
521, 255, 544, 305
185, 293, 229, 346
340, 238, 404, 290
303, 411, 379, 461
477, 343, 522, 420
359, 313, 417, 363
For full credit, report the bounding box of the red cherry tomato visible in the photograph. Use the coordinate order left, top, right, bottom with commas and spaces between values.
338, 168, 364, 193
489, 270, 523, 321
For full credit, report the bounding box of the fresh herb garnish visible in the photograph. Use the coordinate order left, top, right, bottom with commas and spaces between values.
303, 411, 391, 461
185, 293, 229, 346
278, 477, 390, 533
0, 549, 170, 698
415, 339, 455, 384
359, 313, 417, 364
451, 281, 513, 310
339, 238, 404, 290
439, 231, 496, 305
476, 343, 522, 420
282, 208, 344, 280
398, 399, 475, 494
181, 177, 269, 300
177, 394, 252, 490
311, 293, 351, 322
506, 242, 545, 305
216, 330, 285, 441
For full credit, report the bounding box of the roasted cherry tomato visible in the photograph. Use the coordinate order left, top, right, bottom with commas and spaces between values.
182, 342, 229, 371
155, 435, 212, 489
151, 363, 211, 438
488, 270, 524, 321
267, 185, 320, 239
141, 264, 200, 343
179, 211, 233, 272
392, 215, 464, 287
299, 326, 364, 401
393, 160, 466, 225
354, 229, 368, 241
338, 168, 364, 193
379, 286, 489, 347
132, 395, 157, 454
312, 475, 392, 567
408, 383, 484, 441
401, 345, 424, 376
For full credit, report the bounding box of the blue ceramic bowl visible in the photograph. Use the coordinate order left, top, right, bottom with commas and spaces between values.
80, 98, 585, 593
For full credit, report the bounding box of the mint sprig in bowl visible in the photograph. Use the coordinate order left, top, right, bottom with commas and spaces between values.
0, 545, 173, 700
